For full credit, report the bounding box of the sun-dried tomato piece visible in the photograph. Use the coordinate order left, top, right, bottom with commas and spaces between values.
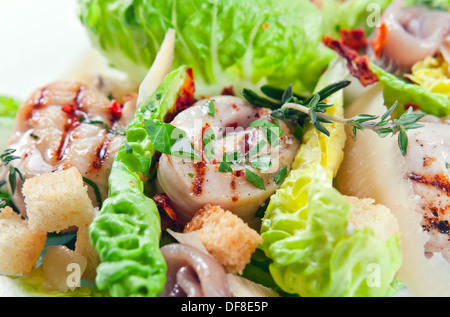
339, 28, 368, 51
152, 193, 184, 232
322, 34, 379, 87
164, 67, 196, 122
370, 22, 388, 59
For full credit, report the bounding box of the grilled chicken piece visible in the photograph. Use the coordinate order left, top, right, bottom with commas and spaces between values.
404, 118, 450, 261
157, 95, 300, 226
5, 80, 137, 215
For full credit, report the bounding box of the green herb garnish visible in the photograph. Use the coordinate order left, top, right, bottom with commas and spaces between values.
203, 128, 216, 162
274, 165, 288, 184
245, 168, 266, 190
205, 99, 215, 117
78, 117, 126, 136
223, 151, 243, 164
219, 161, 233, 173
144, 119, 201, 160
248, 119, 283, 147
0, 148, 24, 195
246, 139, 267, 158
243, 80, 424, 156
250, 155, 272, 172
82, 177, 103, 208
8, 165, 24, 195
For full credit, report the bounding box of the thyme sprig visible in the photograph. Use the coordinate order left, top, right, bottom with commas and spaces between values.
0, 148, 24, 195
281, 100, 424, 156
243, 81, 425, 156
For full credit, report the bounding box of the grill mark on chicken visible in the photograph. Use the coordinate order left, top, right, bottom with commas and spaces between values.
409, 172, 450, 196
55, 85, 87, 162
423, 213, 450, 235
20, 87, 49, 123
92, 133, 111, 170
55, 120, 73, 162
74, 85, 85, 110
192, 161, 206, 196
409, 171, 450, 237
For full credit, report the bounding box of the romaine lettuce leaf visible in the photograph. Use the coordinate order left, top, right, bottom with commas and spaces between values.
260, 58, 402, 297
78, 0, 335, 96
320, 0, 393, 38
0, 96, 20, 118
371, 63, 450, 118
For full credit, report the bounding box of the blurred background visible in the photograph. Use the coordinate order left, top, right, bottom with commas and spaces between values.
0, 0, 90, 99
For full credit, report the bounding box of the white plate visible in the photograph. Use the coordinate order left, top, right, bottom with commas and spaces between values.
0, 0, 91, 99
0, 0, 415, 298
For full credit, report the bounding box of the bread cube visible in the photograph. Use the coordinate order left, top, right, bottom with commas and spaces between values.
184, 204, 263, 274
22, 167, 95, 233
0, 207, 47, 276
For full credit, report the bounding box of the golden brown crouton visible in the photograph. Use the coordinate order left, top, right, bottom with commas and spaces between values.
184, 204, 263, 274
0, 207, 47, 276
344, 195, 400, 240
22, 167, 96, 233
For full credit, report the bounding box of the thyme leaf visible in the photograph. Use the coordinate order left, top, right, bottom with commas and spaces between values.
82, 177, 102, 208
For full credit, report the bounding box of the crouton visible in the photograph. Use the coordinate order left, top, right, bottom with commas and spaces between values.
0, 207, 47, 276
22, 167, 96, 233
344, 195, 400, 240
184, 204, 263, 274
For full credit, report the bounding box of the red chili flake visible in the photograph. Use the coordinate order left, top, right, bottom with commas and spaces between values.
339, 28, 368, 51
370, 22, 388, 59
322, 34, 379, 87
61, 104, 76, 115
231, 103, 240, 111
109, 99, 123, 121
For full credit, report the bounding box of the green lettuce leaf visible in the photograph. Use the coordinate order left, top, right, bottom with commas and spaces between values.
0, 95, 20, 151
320, 0, 393, 38
0, 96, 20, 118
78, 0, 335, 96
371, 63, 450, 118
89, 66, 191, 297
260, 58, 402, 297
